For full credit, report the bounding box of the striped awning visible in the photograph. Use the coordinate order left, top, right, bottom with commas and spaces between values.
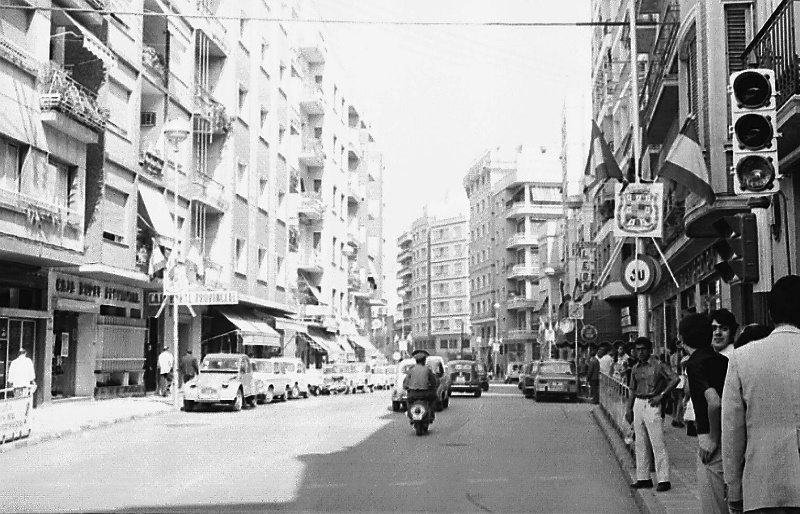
216, 307, 280, 347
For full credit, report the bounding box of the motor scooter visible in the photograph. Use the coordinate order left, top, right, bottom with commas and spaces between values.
407, 397, 433, 435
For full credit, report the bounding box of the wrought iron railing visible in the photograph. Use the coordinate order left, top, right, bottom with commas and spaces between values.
39, 63, 109, 132
639, 2, 681, 115
142, 45, 166, 82
0, 36, 39, 75
0, 186, 83, 228
742, 0, 800, 110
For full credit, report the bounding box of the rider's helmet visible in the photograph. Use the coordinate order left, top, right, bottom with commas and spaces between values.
411, 349, 429, 363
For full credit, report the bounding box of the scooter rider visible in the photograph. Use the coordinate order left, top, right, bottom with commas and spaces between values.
403, 349, 439, 420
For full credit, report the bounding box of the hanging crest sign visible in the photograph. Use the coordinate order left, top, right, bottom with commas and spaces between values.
613, 182, 664, 238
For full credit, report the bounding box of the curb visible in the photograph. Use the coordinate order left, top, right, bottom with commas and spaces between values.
592, 406, 668, 514
0, 407, 173, 454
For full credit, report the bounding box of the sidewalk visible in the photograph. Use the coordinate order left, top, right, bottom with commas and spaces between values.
593, 406, 701, 514
0, 393, 175, 453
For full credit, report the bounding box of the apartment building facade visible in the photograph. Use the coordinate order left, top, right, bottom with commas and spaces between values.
405, 211, 470, 360
584, 0, 780, 350
463, 147, 562, 373
0, 0, 383, 405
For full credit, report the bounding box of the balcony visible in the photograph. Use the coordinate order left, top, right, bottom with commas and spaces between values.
347, 178, 365, 203
506, 232, 539, 249
506, 329, 536, 341
0, 186, 83, 229
142, 45, 167, 84
298, 250, 324, 275
297, 30, 327, 64
194, 93, 232, 135
0, 36, 39, 76
195, 5, 229, 55
189, 172, 228, 214
398, 248, 411, 262
506, 294, 539, 310
396, 266, 412, 279
742, 0, 800, 160
299, 138, 325, 166
507, 263, 539, 279
299, 84, 325, 115
505, 201, 563, 220
138, 148, 165, 178
39, 63, 109, 133
297, 192, 325, 222
639, 2, 680, 144
347, 231, 360, 250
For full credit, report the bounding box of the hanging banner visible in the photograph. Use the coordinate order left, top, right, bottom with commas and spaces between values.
613, 182, 664, 238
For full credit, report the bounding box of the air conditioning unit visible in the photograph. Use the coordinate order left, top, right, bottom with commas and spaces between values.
140, 111, 157, 127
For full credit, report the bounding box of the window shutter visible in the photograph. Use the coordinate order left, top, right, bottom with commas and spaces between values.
104, 187, 127, 237
725, 5, 748, 74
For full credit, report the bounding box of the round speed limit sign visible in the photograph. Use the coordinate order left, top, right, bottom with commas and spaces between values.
621, 254, 659, 294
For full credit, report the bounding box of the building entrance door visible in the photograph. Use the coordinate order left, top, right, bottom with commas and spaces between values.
52, 311, 78, 398
0, 318, 36, 390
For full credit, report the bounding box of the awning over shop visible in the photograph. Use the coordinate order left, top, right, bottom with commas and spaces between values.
347, 335, 377, 354
138, 185, 176, 246
216, 307, 280, 347
298, 331, 329, 354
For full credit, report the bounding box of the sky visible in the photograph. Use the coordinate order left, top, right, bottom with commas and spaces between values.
310, 0, 593, 311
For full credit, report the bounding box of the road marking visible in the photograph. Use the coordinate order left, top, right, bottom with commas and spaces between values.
467, 478, 508, 483
393, 480, 426, 486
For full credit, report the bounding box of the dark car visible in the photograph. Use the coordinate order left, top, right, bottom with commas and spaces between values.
448, 360, 482, 397
474, 362, 489, 391
531, 360, 579, 402
519, 361, 539, 398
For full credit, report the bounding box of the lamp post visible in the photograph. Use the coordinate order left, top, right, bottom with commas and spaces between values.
164, 118, 191, 409
493, 302, 500, 378
459, 318, 465, 360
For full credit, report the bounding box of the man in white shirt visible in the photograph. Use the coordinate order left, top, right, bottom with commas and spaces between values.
598, 342, 614, 376
8, 348, 35, 396
157, 346, 174, 397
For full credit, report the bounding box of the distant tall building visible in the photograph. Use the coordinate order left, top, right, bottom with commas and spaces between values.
464, 146, 563, 373
398, 210, 470, 359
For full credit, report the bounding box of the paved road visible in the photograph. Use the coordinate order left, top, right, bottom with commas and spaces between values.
0, 384, 638, 513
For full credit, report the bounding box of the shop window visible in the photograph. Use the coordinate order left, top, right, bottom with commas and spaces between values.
100, 305, 126, 317
130, 309, 141, 319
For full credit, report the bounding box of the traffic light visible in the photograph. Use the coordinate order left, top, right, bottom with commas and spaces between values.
729, 69, 779, 194
712, 213, 759, 284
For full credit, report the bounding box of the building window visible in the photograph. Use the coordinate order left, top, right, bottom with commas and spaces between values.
0, 139, 23, 191
260, 107, 269, 134
257, 247, 268, 283
236, 161, 248, 198
238, 85, 249, 118
276, 255, 285, 288
102, 187, 128, 244
235, 238, 247, 275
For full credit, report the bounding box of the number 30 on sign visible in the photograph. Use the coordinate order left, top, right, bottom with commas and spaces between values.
621, 254, 660, 294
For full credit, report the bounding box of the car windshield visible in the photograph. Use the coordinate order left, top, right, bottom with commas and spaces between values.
251, 360, 273, 373
201, 357, 240, 372
539, 362, 574, 375
452, 363, 472, 371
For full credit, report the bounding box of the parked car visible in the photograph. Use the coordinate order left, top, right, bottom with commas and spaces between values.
531, 359, 579, 402
506, 362, 524, 384
519, 360, 539, 399
183, 353, 258, 411
391, 356, 451, 412
320, 363, 348, 394
306, 366, 323, 395
474, 362, 489, 391
370, 366, 390, 390
251, 358, 291, 403
269, 357, 309, 399
448, 360, 482, 397
347, 362, 373, 393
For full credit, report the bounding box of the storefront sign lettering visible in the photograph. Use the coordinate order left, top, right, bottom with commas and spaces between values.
55, 274, 140, 305
651, 247, 717, 307
0, 394, 32, 444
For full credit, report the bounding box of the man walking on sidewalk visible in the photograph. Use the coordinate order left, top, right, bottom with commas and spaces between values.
723, 275, 800, 514
626, 336, 680, 492
587, 344, 604, 404
179, 349, 199, 386
679, 313, 728, 514
8, 348, 35, 396
157, 346, 173, 397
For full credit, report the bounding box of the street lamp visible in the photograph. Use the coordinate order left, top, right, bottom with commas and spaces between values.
493, 302, 500, 378
164, 118, 191, 409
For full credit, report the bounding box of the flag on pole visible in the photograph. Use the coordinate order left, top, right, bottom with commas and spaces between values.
658, 119, 716, 205
186, 245, 205, 277
148, 239, 167, 277
589, 120, 624, 183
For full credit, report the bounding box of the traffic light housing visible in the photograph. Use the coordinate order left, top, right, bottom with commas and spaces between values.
712, 213, 759, 284
729, 69, 779, 194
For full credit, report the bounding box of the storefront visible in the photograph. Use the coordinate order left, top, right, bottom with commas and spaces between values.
0, 262, 50, 407
203, 306, 281, 358
51, 272, 146, 399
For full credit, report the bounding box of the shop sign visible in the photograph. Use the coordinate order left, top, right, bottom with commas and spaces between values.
651, 246, 718, 307
0, 393, 33, 443
614, 182, 664, 238
54, 274, 140, 306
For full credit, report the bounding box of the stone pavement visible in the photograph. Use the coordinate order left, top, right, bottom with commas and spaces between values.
594, 406, 702, 514
0, 393, 175, 453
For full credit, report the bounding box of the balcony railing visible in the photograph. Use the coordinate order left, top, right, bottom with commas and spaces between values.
0, 186, 83, 228
507, 263, 539, 278
193, 93, 232, 135
190, 172, 229, 212
506, 294, 538, 310
39, 63, 109, 132
506, 233, 539, 248
0, 36, 39, 75
299, 138, 325, 166
742, 0, 800, 110
298, 251, 324, 273
139, 148, 165, 177
297, 192, 325, 220
638, 3, 680, 112
142, 45, 166, 83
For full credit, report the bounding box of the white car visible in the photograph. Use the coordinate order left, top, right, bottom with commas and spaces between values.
251, 358, 291, 403
269, 357, 309, 399
347, 362, 373, 393
306, 366, 323, 395
183, 354, 258, 411
371, 366, 390, 390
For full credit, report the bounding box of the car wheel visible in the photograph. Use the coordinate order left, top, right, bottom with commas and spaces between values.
474, 390, 482, 398
523, 391, 533, 399
183, 400, 195, 412
291, 385, 300, 398
533, 391, 538, 402
310, 386, 318, 396
392, 401, 401, 412
248, 395, 257, 408
264, 387, 274, 404
434, 399, 443, 412
232, 389, 243, 411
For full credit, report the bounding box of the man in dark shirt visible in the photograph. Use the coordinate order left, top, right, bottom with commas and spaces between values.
625, 336, 680, 492
680, 313, 728, 514
586, 344, 604, 404
403, 349, 438, 420
179, 349, 199, 385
